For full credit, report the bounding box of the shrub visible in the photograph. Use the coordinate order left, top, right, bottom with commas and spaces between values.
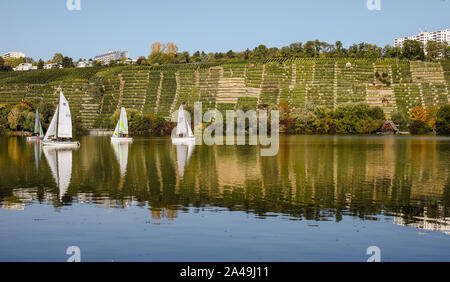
73, 116, 87, 136
391, 111, 408, 131
134, 114, 153, 135
409, 120, 432, 134
7, 102, 32, 130
436, 104, 450, 135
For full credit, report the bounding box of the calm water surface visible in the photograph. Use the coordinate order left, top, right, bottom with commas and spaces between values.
1, 135, 450, 261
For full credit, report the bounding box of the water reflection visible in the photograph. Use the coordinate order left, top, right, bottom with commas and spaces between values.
30, 140, 41, 171
111, 141, 129, 178
42, 147, 74, 201
0, 135, 449, 231
175, 143, 194, 179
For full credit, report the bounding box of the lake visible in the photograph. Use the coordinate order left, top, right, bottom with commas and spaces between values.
0, 135, 450, 261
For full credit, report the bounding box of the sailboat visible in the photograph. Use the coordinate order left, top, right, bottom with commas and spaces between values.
43, 146, 73, 201
172, 104, 195, 144
42, 91, 80, 148
26, 109, 44, 140
111, 107, 133, 142
175, 143, 194, 179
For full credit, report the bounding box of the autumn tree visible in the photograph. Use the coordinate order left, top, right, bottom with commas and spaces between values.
409, 106, 432, 134
409, 106, 428, 122
149, 42, 179, 65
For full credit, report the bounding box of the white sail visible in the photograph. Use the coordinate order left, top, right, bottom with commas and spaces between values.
118, 107, 129, 135
112, 142, 129, 177
34, 109, 40, 134
57, 92, 73, 138
112, 122, 120, 137
44, 106, 58, 141
176, 104, 193, 137
43, 147, 72, 200
176, 144, 194, 178
38, 121, 44, 136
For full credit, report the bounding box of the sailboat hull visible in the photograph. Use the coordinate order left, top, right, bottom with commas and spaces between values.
111, 137, 133, 143
42, 140, 80, 148
171, 136, 196, 145
27, 136, 44, 141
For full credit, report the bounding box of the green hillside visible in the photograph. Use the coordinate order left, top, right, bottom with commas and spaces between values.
0, 58, 449, 129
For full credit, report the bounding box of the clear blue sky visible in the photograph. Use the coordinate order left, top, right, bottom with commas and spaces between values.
1, 0, 448, 61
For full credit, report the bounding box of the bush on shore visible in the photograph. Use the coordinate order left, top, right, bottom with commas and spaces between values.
436, 104, 450, 135
110, 109, 174, 136
283, 102, 385, 134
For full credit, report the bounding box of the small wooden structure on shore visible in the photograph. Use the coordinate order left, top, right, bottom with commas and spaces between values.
379, 120, 399, 135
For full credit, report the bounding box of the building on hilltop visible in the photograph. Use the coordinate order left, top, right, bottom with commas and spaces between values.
44, 63, 63, 69
77, 60, 93, 68
122, 58, 137, 65
13, 63, 37, 71
94, 50, 129, 64
394, 28, 450, 48
1, 51, 25, 59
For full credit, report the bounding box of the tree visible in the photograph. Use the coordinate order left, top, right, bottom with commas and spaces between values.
52, 53, 63, 64
409, 106, 428, 122
402, 40, 425, 60
251, 45, 269, 60
391, 111, 408, 131
347, 43, 382, 58
334, 41, 346, 57
436, 104, 450, 135
176, 51, 190, 64
409, 106, 431, 134
165, 42, 178, 54
4, 57, 25, 68
383, 45, 401, 58
62, 56, 73, 68
303, 41, 318, 57
7, 101, 32, 130
0, 57, 4, 70
136, 56, 148, 65
37, 59, 44, 69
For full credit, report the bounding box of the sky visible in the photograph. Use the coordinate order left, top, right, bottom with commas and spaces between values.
0, 0, 449, 61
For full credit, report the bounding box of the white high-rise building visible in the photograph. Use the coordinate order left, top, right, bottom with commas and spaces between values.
94, 50, 129, 64
394, 28, 450, 48
1, 51, 25, 59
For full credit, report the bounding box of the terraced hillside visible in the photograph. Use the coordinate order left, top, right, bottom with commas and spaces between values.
0, 59, 449, 128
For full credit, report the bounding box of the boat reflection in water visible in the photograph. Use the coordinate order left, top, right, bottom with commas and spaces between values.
175, 143, 194, 179
1, 135, 450, 225
43, 146, 75, 201
111, 141, 129, 178
32, 140, 42, 172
